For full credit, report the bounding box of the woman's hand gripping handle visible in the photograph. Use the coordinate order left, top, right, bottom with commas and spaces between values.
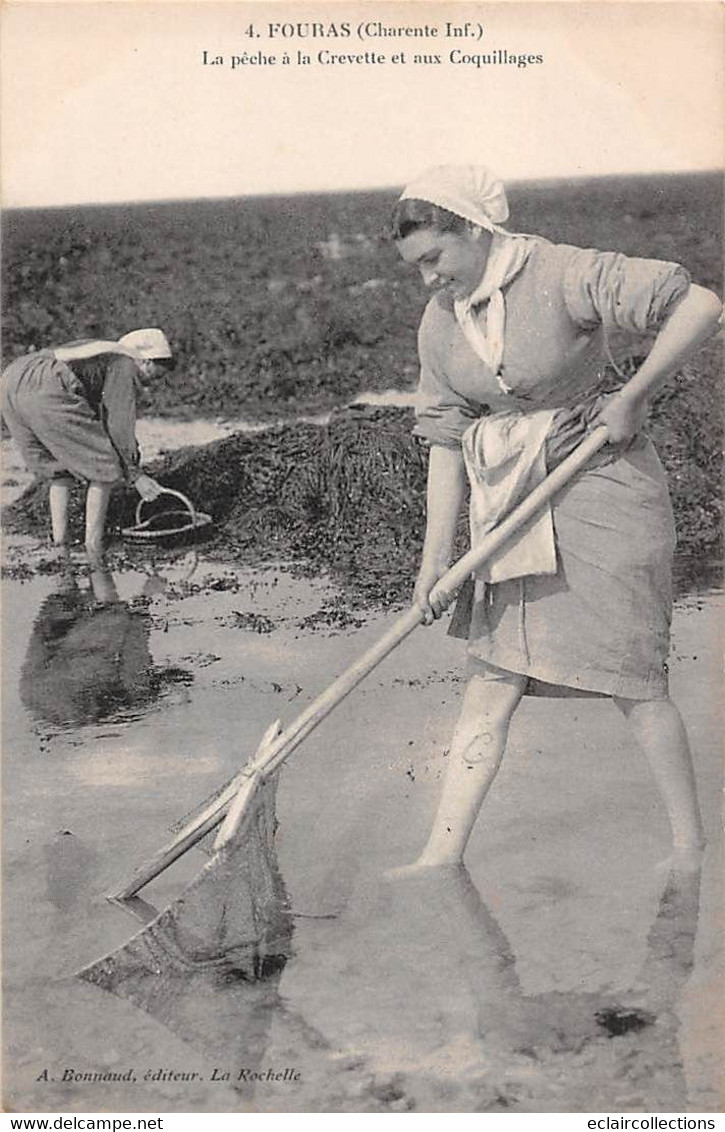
414, 560, 457, 626
135, 473, 165, 502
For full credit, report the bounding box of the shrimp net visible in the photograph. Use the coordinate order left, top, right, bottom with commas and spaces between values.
78, 774, 292, 1002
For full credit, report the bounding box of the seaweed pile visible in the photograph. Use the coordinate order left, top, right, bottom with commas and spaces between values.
4, 373, 722, 607
647, 339, 723, 575
3, 407, 434, 607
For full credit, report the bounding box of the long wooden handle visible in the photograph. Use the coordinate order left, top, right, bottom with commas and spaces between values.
259, 425, 609, 780
112, 425, 609, 899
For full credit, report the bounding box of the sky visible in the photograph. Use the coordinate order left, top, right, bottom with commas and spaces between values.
1, 1, 723, 208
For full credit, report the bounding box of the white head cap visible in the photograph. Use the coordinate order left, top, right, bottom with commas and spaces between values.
117, 328, 172, 360
400, 165, 511, 234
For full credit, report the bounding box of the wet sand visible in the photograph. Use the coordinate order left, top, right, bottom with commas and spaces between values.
2, 532, 722, 1112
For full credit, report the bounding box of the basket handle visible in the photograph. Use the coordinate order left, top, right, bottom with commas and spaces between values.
135, 488, 197, 527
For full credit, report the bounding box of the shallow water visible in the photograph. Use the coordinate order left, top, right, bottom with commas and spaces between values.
2, 535, 722, 1112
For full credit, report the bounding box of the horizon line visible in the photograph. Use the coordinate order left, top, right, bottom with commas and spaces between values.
3, 167, 722, 214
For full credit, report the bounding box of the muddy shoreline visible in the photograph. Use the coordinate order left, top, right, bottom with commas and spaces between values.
2, 404, 723, 1113
2, 542, 722, 1112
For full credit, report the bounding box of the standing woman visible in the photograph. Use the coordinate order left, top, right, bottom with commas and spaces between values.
390, 166, 722, 871
2, 328, 171, 564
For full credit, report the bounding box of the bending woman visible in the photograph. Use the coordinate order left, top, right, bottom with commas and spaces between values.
390, 166, 722, 870
2, 328, 172, 564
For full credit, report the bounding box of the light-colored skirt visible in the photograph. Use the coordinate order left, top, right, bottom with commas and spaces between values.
451, 435, 676, 700
1, 351, 122, 483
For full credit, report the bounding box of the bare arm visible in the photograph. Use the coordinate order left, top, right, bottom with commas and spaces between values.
414, 444, 468, 624
596, 283, 723, 442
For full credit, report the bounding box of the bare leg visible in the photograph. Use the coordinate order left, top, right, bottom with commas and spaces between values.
84, 481, 113, 567
390, 672, 526, 874
48, 479, 72, 545
615, 696, 705, 855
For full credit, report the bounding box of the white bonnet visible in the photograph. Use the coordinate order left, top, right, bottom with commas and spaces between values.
400, 165, 511, 233
117, 328, 172, 360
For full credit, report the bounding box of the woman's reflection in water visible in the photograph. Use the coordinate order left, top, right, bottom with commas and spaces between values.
20, 566, 191, 728
255, 861, 702, 1112
77, 791, 703, 1110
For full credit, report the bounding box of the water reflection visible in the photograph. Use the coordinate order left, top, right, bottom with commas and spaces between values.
19, 567, 192, 728
82, 852, 701, 1112
254, 862, 701, 1111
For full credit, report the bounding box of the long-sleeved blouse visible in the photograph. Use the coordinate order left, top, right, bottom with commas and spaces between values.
414, 238, 689, 445
412, 239, 691, 700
